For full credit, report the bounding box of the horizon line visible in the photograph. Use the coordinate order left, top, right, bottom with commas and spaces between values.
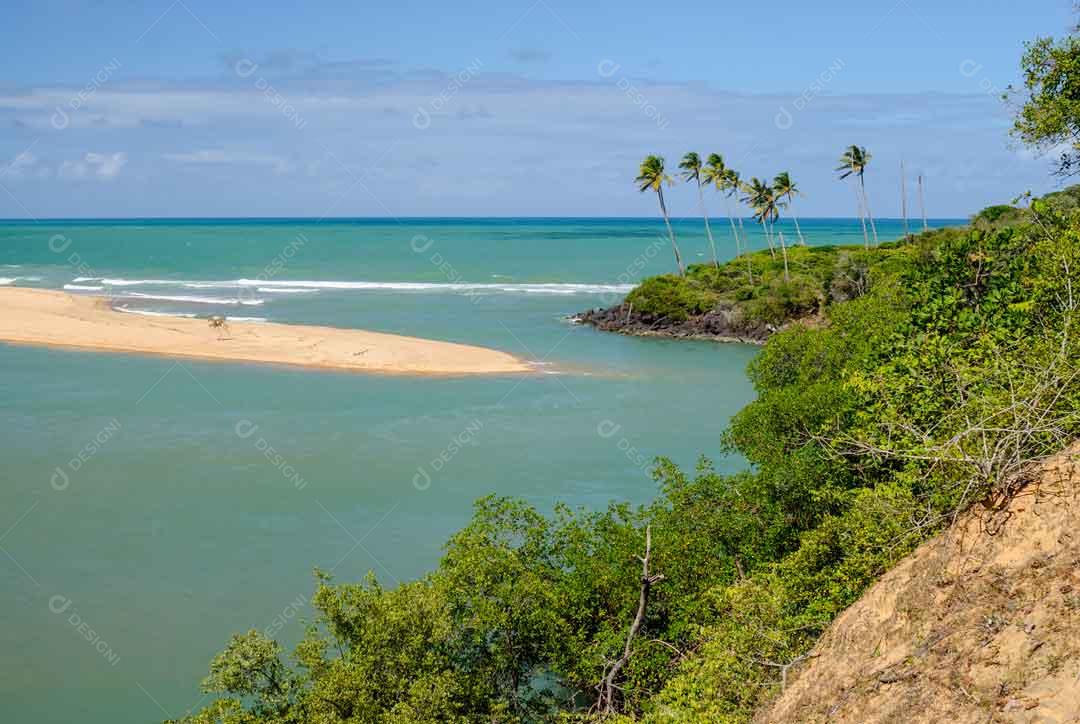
0, 215, 969, 223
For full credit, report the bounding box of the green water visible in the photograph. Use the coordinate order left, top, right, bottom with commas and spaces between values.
0, 217, 958, 722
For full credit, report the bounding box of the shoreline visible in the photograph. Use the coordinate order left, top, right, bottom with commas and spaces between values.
0, 288, 535, 376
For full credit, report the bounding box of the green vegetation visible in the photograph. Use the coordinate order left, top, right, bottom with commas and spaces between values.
174, 26, 1080, 724
623, 239, 902, 328
972, 185, 1080, 230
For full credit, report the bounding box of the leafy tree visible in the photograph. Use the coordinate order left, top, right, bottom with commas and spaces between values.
1009, 32, 1080, 176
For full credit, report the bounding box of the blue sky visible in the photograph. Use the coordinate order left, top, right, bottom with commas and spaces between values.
1, 0, 1075, 217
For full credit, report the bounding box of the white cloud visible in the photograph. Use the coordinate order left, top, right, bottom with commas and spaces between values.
163, 149, 292, 174
59, 152, 127, 180
0, 71, 1058, 214
2, 151, 40, 178
0, 150, 51, 180
86, 152, 126, 178
58, 159, 87, 179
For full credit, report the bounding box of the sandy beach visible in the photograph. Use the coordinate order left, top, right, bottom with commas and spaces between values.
0, 288, 533, 375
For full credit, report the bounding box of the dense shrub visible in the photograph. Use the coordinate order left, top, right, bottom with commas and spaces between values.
624, 241, 915, 330
624, 274, 718, 321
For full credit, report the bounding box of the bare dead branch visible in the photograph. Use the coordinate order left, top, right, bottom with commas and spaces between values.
594, 525, 665, 716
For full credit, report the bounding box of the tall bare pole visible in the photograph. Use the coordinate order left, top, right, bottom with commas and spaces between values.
918, 174, 928, 232
900, 160, 910, 239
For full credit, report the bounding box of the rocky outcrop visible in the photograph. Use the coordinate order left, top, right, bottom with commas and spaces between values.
571, 302, 777, 344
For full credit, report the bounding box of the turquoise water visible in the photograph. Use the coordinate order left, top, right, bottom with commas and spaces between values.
0, 217, 959, 723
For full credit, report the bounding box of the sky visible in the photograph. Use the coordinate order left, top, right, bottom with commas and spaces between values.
1, 0, 1076, 218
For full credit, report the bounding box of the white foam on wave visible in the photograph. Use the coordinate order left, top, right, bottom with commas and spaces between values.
243, 279, 634, 294
64, 284, 105, 291
0, 278, 16, 285
69, 277, 221, 289
104, 278, 179, 286
123, 291, 265, 306
228, 316, 268, 323
64, 276, 634, 295
74, 277, 178, 287
522, 288, 576, 295
115, 307, 198, 319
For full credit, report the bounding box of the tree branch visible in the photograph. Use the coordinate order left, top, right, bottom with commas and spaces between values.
594, 525, 665, 716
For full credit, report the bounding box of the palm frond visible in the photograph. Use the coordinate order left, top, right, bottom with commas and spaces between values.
678, 152, 702, 183
635, 155, 671, 192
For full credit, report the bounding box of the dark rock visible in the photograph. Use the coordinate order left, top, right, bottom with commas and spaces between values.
571, 302, 777, 344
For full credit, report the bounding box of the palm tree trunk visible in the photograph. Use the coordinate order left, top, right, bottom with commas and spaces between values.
657, 188, 685, 276
900, 160, 910, 240
778, 232, 790, 282
764, 219, 777, 261
918, 174, 929, 232
697, 184, 719, 269
792, 214, 806, 246
860, 175, 879, 245
762, 220, 776, 259
737, 217, 752, 283
724, 199, 741, 256
852, 183, 869, 249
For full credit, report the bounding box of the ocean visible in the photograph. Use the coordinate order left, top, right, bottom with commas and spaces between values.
0, 216, 959, 723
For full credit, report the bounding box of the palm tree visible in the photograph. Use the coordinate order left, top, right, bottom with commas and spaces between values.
714, 164, 754, 283
680, 152, 719, 269
636, 155, 684, 276
773, 172, 806, 246
725, 168, 749, 248
836, 145, 878, 247
759, 182, 790, 279
743, 177, 778, 259
703, 154, 741, 265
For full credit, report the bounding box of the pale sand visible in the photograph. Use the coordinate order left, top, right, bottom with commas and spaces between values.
0, 288, 534, 376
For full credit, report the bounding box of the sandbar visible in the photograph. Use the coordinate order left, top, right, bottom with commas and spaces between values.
0, 288, 534, 376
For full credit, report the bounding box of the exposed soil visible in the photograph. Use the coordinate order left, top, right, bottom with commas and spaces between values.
756, 444, 1080, 723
